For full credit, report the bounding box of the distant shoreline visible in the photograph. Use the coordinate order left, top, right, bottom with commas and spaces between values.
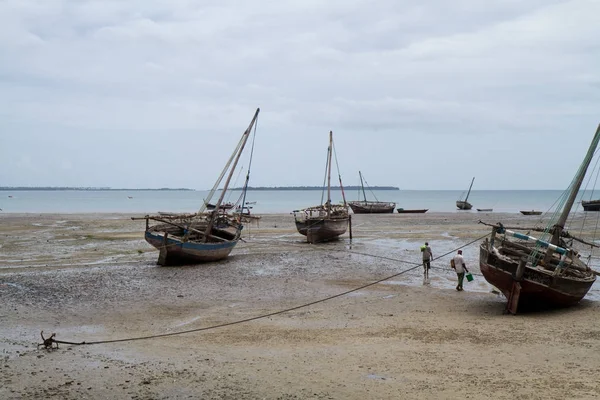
231, 186, 400, 191
0, 186, 400, 191
0, 187, 194, 191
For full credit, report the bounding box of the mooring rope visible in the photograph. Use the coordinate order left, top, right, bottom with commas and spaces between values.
46, 233, 490, 347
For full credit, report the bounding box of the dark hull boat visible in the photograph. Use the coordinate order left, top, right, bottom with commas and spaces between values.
294, 131, 349, 244
477, 208, 493, 212
134, 108, 260, 266
582, 199, 600, 211
456, 200, 472, 210
295, 209, 349, 243
479, 124, 600, 314
206, 202, 235, 210
349, 201, 395, 214
348, 171, 396, 214
144, 218, 239, 264
456, 177, 475, 210
520, 210, 542, 215
397, 208, 428, 214
479, 242, 594, 308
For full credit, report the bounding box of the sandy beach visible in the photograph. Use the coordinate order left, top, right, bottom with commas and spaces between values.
1, 212, 599, 399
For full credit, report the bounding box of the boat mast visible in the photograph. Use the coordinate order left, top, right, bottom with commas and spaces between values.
202, 108, 260, 240
549, 124, 600, 246
464, 177, 475, 203
359, 171, 367, 202
326, 131, 333, 217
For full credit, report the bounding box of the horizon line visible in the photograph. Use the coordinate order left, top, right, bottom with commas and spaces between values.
0, 186, 575, 191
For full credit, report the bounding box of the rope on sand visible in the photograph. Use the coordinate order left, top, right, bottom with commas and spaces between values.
43, 233, 490, 347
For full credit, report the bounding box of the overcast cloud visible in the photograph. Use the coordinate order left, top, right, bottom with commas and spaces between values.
1, 0, 599, 190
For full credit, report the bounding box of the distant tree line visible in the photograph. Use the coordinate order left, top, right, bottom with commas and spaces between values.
0, 187, 194, 191
231, 186, 399, 191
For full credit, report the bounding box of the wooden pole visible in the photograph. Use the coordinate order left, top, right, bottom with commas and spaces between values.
326, 131, 333, 218
464, 177, 475, 203
359, 171, 367, 203
515, 256, 527, 281
506, 257, 527, 315
348, 214, 353, 240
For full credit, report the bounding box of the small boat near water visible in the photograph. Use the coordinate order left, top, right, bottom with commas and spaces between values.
396, 208, 428, 214
348, 171, 396, 214
206, 202, 235, 210
456, 177, 475, 210
581, 199, 600, 211
520, 210, 542, 215
477, 208, 493, 212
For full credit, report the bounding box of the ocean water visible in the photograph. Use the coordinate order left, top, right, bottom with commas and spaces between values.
0, 189, 595, 214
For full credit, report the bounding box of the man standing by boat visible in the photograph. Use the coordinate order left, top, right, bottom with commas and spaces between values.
452, 250, 468, 291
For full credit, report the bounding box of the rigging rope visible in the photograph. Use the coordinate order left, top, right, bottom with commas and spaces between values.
577, 147, 600, 266
320, 144, 330, 205
237, 120, 259, 222
362, 175, 380, 202
47, 233, 490, 347
332, 139, 347, 205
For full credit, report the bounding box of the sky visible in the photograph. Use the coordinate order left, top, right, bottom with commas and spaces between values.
1, 0, 599, 190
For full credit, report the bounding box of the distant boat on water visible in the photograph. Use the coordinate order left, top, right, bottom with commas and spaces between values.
396, 208, 428, 214
581, 199, 600, 211
206, 202, 235, 210
520, 210, 542, 215
456, 177, 474, 210
477, 208, 493, 212
348, 171, 396, 214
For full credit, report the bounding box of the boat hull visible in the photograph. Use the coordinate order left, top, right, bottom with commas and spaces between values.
349, 201, 395, 214
476, 208, 493, 212
479, 243, 595, 309
456, 200, 472, 210
295, 218, 348, 243
145, 231, 238, 265
396, 209, 428, 214
520, 210, 542, 215
582, 200, 600, 211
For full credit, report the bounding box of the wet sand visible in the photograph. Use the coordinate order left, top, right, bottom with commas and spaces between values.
1, 212, 599, 399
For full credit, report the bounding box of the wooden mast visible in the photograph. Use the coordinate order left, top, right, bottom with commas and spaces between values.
326, 131, 333, 218
548, 123, 600, 247
202, 108, 260, 241
359, 171, 367, 203
464, 177, 475, 203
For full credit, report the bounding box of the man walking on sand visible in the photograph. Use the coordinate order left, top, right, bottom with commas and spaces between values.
452, 249, 468, 291
420, 242, 433, 284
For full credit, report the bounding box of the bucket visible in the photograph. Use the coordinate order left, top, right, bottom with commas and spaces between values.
466, 272, 474, 282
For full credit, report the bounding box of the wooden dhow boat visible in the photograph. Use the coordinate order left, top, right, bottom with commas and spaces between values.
456, 177, 475, 210
348, 171, 396, 214
293, 131, 350, 243
134, 108, 260, 265
479, 124, 600, 314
